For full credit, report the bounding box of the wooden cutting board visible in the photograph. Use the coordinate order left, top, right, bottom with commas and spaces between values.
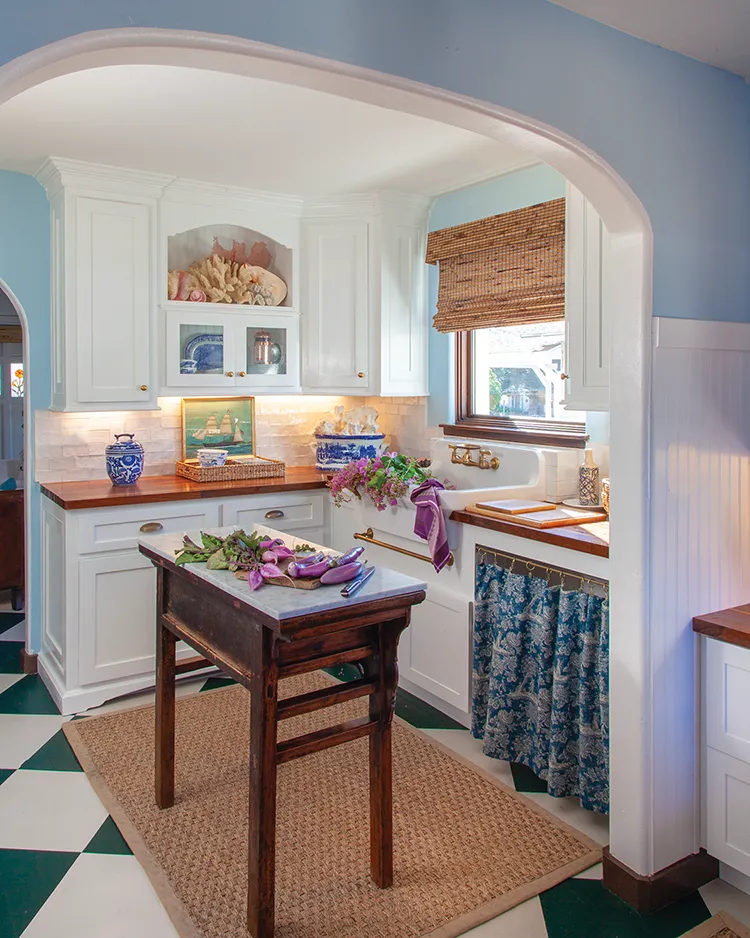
467, 504, 607, 528
234, 557, 323, 589
474, 498, 555, 515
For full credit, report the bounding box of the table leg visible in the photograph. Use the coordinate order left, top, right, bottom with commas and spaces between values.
155, 618, 176, 809
248, 627, 278, 938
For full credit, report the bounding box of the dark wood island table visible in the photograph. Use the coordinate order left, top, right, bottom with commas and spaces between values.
139, 526, 426, 938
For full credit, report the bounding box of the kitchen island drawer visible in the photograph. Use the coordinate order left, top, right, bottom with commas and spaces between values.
77, 501, 221, 554
706, 638, 750, 764
222, 491, 326, 532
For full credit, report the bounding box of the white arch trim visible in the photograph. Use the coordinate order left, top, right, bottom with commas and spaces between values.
0, 28, 656, 876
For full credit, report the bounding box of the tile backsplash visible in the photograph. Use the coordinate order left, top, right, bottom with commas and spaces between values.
34, 396, 435, 484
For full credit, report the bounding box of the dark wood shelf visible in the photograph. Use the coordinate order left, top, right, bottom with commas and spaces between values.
693, 604, 750, 650
450, 509, 609, 558
41, 467, 329, 511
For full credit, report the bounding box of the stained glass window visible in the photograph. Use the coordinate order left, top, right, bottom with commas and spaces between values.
10, 364, 23, 397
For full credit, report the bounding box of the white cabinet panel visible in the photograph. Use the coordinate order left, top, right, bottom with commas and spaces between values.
41, 505, 65, 673
707, 640, 750, 764
222, 492, 325, 534
77, 501, 220, 553
563, 183, 610, 412
75, 197, 152, 404
302, 219, 370, 391
707, 747, 750, 877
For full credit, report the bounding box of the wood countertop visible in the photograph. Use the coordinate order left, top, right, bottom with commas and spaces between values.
450, 509, 610, 558
40, 467, 329, 511
693, 604, 750, 650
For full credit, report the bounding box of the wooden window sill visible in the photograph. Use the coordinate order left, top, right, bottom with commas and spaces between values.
440, 422, 588, 449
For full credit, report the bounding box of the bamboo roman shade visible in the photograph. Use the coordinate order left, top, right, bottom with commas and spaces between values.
425, 197, 566, 334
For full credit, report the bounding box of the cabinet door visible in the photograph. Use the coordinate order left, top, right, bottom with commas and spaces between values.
75, 196, 153, 405
563, 183, 610, 412
380, 222, 428, 396
707, 747, 750, 877
302, 219, 370, 392
234, 314, 301, 391
706, 639, 750, 764
164, 306, 237, 389
78, 550, 159, 685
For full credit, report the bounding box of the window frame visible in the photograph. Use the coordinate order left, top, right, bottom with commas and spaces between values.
440, 330, 588, 449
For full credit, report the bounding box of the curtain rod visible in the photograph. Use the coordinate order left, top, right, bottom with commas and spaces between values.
476, 544, 609, 598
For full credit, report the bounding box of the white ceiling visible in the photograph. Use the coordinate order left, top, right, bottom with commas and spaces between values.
549, 0, 750, 80
0, 65, 535, 197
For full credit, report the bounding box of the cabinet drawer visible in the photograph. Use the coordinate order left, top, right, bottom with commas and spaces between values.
77, 501, 221, 554
707, 747, 750, 877
706, 638, 750, 763
222, 492, 325, 533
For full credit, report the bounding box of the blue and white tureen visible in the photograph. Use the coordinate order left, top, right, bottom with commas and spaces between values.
105, 433, 145, 486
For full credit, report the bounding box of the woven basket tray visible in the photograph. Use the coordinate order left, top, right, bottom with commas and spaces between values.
175, 455, 286, 483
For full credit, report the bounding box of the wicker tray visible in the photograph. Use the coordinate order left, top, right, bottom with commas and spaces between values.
175, 455, 286, 483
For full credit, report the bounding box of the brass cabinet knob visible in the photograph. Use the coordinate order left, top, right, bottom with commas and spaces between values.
140, 385, 148, 391
227, 371, 234, 377
239, 371, 246, 377
560, 373, 569, 380
357, 372, 365, 378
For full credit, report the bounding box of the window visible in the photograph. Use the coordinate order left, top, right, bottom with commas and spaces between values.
10, 364, 23, 398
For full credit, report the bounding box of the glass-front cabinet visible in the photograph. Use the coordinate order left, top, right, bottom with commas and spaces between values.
163, 304, 300, 392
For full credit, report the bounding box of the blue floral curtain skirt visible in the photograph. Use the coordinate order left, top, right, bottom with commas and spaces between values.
472, 561, 610, 813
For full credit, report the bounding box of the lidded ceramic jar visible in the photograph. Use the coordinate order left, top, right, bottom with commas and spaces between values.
105, 433, 144, 486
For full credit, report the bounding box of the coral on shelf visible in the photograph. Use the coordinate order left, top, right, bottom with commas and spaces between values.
167, 239, 287, 306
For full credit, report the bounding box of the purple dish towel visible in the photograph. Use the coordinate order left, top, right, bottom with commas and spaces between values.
410, 478, 451, 572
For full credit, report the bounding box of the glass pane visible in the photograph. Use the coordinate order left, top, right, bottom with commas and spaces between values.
471, 323, 584, 421
179, 324, 224, 375
10, 363, 23, 397
245, 327, 287, 376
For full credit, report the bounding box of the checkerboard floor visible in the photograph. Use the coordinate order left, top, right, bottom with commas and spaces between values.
2, 609, 750, 937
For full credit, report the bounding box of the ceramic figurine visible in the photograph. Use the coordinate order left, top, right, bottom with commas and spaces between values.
105, 433, 144, 486
578, 449, 600, 506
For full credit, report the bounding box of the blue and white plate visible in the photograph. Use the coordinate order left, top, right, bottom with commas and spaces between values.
182, 333, 223, 374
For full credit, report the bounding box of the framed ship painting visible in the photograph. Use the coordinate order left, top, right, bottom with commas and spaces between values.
181, 397, 256, 460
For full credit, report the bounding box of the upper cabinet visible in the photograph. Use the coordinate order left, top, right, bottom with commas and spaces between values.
302, 195, 430, 397
38, 159, 170, 411
562, 182, 611, 413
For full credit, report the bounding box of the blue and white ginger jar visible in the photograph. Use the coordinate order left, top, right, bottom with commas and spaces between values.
314, 433, 386, 471
105, 433, 145, 486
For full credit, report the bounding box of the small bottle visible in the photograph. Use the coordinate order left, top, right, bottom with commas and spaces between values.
579, 448, 600, 506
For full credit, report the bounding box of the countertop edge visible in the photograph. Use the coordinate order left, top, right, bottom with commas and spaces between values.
693, 605, 750, 650
450, 508, 610, 558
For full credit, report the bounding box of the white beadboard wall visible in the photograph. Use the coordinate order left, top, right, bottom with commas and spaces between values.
650, 317, 750, 871
34, 396, 434, 483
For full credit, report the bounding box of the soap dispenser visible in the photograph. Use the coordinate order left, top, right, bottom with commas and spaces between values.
578, 448, 600, 506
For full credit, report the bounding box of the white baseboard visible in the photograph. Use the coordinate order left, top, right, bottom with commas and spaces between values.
398, 675, 471, 729
720, 862, 750, 896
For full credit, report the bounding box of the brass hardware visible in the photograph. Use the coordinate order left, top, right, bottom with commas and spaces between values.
239, 371, 246, 377
476, 544, 608, 598
140, 385, 148, 391
227, 371, 234, 377
560, 373, 569, 380
448, 443, 499, 471
139, 522, 164, 534
354, 527, 454, 567
265, 509, 285, 520
357, 372, 365, 378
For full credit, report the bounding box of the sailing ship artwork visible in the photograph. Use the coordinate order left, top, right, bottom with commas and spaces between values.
181, 397, 255, 460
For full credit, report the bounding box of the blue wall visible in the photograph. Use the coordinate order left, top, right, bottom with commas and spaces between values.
0, 171, 50, 651
427, 164, 566, 425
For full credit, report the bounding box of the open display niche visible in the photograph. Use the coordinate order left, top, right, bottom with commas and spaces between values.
166, 223, 294, 309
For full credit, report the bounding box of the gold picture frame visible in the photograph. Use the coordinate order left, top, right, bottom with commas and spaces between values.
180, 396, 256, 460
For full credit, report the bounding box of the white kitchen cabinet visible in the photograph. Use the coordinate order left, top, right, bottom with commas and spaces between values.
37, 159, 170, 411
301, 196, 430, 396
222, 490, 327, 545
563, 182, 610, 412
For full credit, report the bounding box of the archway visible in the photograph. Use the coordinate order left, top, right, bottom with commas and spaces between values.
0, 29, 654, 878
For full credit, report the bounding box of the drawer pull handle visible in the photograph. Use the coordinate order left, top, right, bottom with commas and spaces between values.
265, 510, 285, 520
139, 522, 164, 534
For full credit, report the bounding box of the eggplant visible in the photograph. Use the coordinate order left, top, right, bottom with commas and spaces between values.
320, 561, 363, 585
294, 550, 325, 566
337, 545, 365, 566
287, 556, 336, 579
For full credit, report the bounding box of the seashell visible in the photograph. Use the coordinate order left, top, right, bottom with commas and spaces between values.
188, 289, 206, 302
239, 265, 287, 306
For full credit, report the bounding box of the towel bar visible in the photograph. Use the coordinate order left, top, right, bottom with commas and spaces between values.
354, 527, 454, 567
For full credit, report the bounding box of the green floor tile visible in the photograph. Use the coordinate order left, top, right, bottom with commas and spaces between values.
0, 641, 23, 674
323, 663, 363, 683
0, 768, 12, 786
0, 612, 24, 635
395, 687, 466, 729
84, 816, 133, 855
541, 878, 711, 938
510, 761, 549, 793
200, 676, 237, 692
0, 674, 59, 714
21, 729, 82, 772
0, 848, 77, 938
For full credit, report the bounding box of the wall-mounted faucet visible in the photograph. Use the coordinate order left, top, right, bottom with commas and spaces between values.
448, 443, 500, 471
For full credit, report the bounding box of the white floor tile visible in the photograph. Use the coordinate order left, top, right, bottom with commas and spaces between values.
22, 853, 181, 938
0, 713, 69, 768
422, 729, 516, 788
0, 769, 107, 851
462, 896, 548, 937
574, 861, 603, 879
700, 876, 750, 926
523, 791, 609, 846
0, 673, 23, 694
0, 620, 25, 641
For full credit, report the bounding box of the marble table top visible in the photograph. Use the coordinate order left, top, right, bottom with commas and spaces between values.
139, 524, 427, 621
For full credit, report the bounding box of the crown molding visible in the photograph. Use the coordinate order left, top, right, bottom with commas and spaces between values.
35, 156, 174, 200
162, 178, 304, 215
302, 190, 432, 219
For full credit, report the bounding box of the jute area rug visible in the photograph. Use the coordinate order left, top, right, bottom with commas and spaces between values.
682, 912, 750, 938
64, 673, 601, 938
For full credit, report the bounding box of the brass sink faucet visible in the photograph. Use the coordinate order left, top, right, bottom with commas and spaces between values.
448, 443, 500, 471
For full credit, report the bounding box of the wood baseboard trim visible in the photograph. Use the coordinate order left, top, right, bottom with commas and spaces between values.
602, 847, 718, 913
20, 649, 37, 674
